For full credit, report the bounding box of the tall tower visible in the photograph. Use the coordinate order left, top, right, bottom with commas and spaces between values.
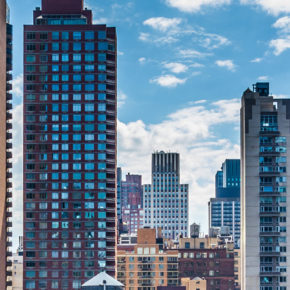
241, 83, 289, 289
23, 0, 117, 289
0, 0, 12, 288
143, 152, 189, 239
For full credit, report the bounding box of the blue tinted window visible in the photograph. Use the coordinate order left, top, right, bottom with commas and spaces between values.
98, 31, 106, 39
85, 31, 94, 40
98, 42, 108, 50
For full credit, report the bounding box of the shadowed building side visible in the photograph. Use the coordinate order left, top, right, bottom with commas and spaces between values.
0, 0, 13, 288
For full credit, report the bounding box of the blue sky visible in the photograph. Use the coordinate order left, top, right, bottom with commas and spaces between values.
8, 0, 290, 247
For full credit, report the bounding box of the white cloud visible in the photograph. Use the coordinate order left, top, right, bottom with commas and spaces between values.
150, 74, 187, 87
270, 36, 290, 55
163, 62, 188, 74
179, 49, 212, 58
11, 103, 23, 251
166, 0, 231, 13
251, 57, 263, 63
118, 99, 240, 232
215, 59, 236, 71
258, 76, 269, 81
194, 99, 207, 104
273, 16, 290, 33
12, 74, 23, 100
138, 57, 146, 64
118, 91, 128, 108
143, 17, 182, 32
241, 0, 290, 15
139, 32, 178, 45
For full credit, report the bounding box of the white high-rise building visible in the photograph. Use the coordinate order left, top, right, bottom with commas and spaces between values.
241, 82, 290, 290
143, 151, 188, 239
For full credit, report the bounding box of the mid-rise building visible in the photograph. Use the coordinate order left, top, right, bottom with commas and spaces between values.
241, 82, 289, 289
23, 0, 117, 289
143, 152, 189, 239
117, 228, 179, 290
0, 0, 13, 288
172, 237, 235, 290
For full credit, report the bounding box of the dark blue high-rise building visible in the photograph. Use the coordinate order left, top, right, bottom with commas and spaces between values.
209, 159, 241, 248
215, 159, 240, 198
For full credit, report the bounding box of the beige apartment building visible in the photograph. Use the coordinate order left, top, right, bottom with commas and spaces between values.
117, 228, 179, 290
181, 277, 207, 290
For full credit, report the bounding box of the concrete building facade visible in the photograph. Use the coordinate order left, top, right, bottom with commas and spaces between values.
23, 0, 117, 288
241, 82, 290, 289
143, 152, 188, 239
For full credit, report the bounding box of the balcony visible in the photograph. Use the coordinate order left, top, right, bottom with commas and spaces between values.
6, 83, 12, 91
6, 143, 12, 150
6, 132, 12, 140
6, 112, 12, 120
6, 123, 12, 130
260, 251, 280, 257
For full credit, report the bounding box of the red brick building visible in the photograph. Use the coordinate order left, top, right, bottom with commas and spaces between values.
23, 0, 117, 289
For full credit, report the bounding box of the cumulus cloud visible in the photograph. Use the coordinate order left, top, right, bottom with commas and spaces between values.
150, 74, 187, 87
241, 0, 290, 15
12, 74, 23, 101
273, 16, 290, 33
163, 62, 188, 74
270, 17, 290, 55
143, 17, 182, 32
118, 91, 128, 108
12, 103, 23, 251
165, 0, 231, 13
215, 59, 236, 71
270, 37, 290, 55
118, 98, 240, 231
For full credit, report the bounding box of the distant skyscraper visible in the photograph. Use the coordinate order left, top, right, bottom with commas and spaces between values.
209, 159, 241, 247
216, 159, 240, 198
143, 152, 188, 239
23, 0, 117, 289
120, 173, 143, 235
241, 82, 289, 289
0, 0, 12, 288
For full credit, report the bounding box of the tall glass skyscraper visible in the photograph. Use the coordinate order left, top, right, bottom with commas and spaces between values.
209, 159, 241, 247
0, 0, 12, 288
241, 83, 289, 289
23, 0, 117, 289
143, 152, 188, 239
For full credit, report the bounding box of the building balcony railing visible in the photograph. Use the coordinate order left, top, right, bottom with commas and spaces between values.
260, 251, 280, 256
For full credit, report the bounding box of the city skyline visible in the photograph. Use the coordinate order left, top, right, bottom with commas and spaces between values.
8, 0, 290, 249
